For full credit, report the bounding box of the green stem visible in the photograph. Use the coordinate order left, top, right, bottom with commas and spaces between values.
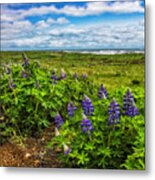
12, 88, 17, 101
112, 124, 115, 131
108, 131, 111, 147
88, 134, 92, 141
35, 101, 39, 116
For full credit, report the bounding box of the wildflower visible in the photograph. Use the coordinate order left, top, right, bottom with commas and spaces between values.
60, 69, 66, 79
55, 127, 60, 136
108, 99, 120, 125
22, 53, 29, 66
21, 70, 28, 78
67, 102, 77, 117
98, 84, 108, 99
82, 73, 87, 79
54, 113, 64, 128
81, 114, 93, 134
8, 79, 16, 89
63, 143, 71, 155
126, 105, 139, 117
123, 89, 139, 117
73, 72, 78, 80
82, 95, 94, 116
51, 70, 58, 84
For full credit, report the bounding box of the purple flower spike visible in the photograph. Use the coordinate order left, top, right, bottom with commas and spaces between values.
12, 84, 16, 88
51, 70, 58, 84
126, 106, 139, 117
22, 53, 29, 66
60, 69, 66, 79
54, 113, 64, 128
82, 74, 87, 79
82, 95, 94, 116
123, 89, 139, 117
81, 114, 93, 134
8, 80, 16, 89
67, 102, 77, 117
108, 99, 120, 126
98, 84, 108, 99
21, 71, 28, 78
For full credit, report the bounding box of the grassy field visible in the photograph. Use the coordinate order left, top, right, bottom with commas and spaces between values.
0, 51, 144, 89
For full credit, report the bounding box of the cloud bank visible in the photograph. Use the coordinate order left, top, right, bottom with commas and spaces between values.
1, 1, 144, 50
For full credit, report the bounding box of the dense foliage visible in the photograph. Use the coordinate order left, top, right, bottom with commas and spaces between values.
0, 54, 145, 169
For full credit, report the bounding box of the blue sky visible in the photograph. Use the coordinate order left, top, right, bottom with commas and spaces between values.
1, 1, 145, 50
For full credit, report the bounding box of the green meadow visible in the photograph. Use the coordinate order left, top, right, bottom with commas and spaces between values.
0, 51, 144, 89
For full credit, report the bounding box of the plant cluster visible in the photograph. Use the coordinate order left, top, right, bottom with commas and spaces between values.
0, 55, 145, 169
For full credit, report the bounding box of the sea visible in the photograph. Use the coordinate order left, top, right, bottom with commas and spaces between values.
63, 49, 144, 55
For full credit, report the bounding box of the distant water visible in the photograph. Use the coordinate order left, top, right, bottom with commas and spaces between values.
64, 49, 144, 55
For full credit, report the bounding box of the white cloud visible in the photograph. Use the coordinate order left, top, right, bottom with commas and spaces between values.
56, 17, 69, 24
1, 2, 144, 50
1, 1, 144, 22
57, 1, 144, 16
1, 20, 144, 50
35, 20, 49, 29
1, 36, 50, 48
35, 17, 69, 30
49, 26, 85, 36
1, 20, 33, 40
1, 16, 70, 41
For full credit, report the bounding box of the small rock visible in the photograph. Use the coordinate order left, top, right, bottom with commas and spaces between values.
25, 153, 31, 159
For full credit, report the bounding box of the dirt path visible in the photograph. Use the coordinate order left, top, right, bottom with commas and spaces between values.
0, 126, 63, 168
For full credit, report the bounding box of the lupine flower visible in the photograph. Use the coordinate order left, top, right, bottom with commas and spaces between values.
51, 70, 58, 84
8, 80, 16, 89
98, 84, 108, 99
108, 99, 120, 125
73, 72, 78, 80
123, 89, 139, 117
22, 53, 29, 66
63, 143, 71, 155
55, 127, 60, 136
60, 69, 66, 79
67, 102, 77, 117
81, 114, 93, 134
126, 105, 139, 117
82, 95, 94, 116
21, 70, 28, 78
54, 113, 64, 128
82, 73, 87, 79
